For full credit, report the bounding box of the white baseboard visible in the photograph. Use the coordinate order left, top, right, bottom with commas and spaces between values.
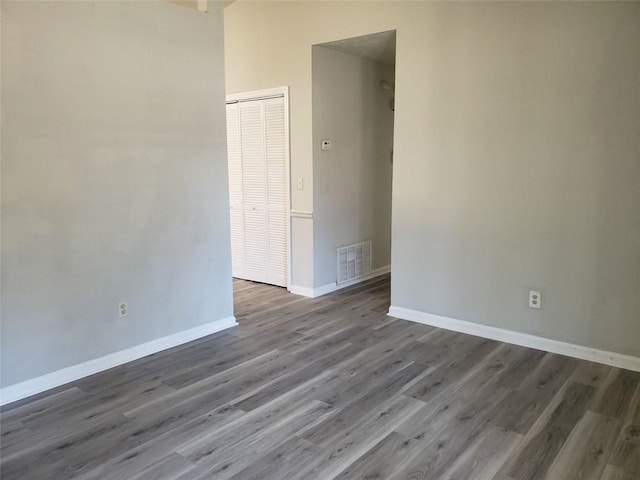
288, 285, 316, 297
388, 306, 640, 372
0, 316, 238, 406
290, 265, 391, 299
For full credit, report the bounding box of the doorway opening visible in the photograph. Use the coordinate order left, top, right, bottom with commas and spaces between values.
311, 30, 396, 296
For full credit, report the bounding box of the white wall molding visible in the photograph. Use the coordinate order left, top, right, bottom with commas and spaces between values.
388, 306, 640, 372
290, 210, 313, 220
0, 316, 238, 406
288, 285, 316, 297
226, 86, 288, 103
291, 265, 390, 298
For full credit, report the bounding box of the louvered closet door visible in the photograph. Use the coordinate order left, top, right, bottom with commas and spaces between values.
264, 97, 288, 287
239, 101, 268, 284
226, 103, 244, 278
226, 95, 288, 287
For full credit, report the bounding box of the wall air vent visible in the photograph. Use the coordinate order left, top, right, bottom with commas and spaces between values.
337, 241, 372, 285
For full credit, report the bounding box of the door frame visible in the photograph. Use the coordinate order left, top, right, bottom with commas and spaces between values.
226, 86, 292, 289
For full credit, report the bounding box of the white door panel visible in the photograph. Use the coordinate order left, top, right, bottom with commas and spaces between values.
226, 94, 289, 287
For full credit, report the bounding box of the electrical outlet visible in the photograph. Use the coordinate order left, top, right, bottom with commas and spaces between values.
528, 291, 541, 309
119, 301, 128, 318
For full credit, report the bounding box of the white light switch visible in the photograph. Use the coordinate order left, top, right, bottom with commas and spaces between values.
296, 177, 304, 190
321, 139, 332, 151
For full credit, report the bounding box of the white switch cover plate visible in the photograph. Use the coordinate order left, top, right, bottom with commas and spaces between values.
528, 290, 542, 309
296, 177, 303, 190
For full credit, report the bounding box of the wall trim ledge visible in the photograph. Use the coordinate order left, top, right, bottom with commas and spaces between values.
290, 210, 313, 220
0, 316, 238, 406
388, 306, 640, 372
290, 265, 391, 298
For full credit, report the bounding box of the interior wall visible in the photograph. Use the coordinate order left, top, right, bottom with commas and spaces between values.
225, 1, 640, 357
1, 1, 233, 387
312, 46, 394, 287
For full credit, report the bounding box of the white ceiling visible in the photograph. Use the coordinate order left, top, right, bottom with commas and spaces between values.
318, 30, 396, 66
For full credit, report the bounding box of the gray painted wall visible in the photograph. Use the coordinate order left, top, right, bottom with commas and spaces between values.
312, 46, 394, 287
1, 1, 233, 387
225, 2, 640, 357
389, 3, 640, 357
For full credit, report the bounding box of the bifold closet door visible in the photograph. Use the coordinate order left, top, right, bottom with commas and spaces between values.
263, 98, 288, 287
226, 97, 288, 287
239, 101, 268, 283
226, 103, 245, 279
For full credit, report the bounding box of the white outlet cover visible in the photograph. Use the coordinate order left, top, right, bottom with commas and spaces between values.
321, 139, 332, 151
119, 301, 128, 317
528, 290, 542, 309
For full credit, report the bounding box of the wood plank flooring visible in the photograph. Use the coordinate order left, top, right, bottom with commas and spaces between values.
1, 275, 639, 479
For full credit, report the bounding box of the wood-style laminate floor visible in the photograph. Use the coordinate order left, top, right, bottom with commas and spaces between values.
1, 275, 639, 480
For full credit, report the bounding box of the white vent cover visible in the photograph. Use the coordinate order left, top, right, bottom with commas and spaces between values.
337, 241, 372, 285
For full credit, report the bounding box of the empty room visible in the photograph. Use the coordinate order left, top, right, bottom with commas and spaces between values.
1, 1, 639, 479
